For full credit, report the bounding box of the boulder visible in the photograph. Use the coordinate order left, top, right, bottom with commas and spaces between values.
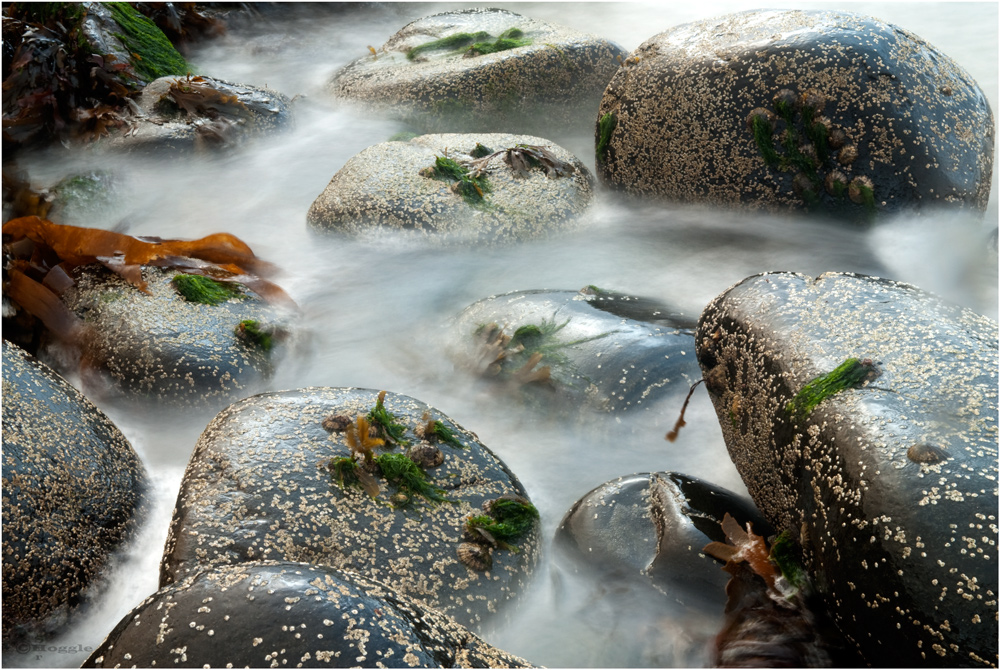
695, 271, 998, 666
58, 264, 293, 408
107, 74, 293, 152
159, 388, 541, 630
552, 471, 772, 666
329, 7, 625, 134
1, 340, 146, 646
596, 10, 994, 222
84, 561, 533, 668
307, 133, 593, 243
447, 287, 700, 413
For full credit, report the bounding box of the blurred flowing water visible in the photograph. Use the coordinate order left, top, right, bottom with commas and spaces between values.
7, 2, 997, 667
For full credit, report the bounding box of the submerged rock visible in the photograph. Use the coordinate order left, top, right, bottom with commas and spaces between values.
307, 133, 593, 244
1, 340, 146, 647
108, 74, 293, 152
160, 388, 541, 630
329, 7, 625, 134
84, 561, 533, 668
552, 472, 772, 666
695, 271, 998, 666
597, 10, 994, 222
447, 287, 700, 413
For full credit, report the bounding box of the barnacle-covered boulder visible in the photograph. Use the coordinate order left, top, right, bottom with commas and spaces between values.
552, 472, 772, 667
329, 7, 625, 134
695, 271, 998, 666
159, 388, 541, 630
2, 340, 146, 647
447, 286, 700, 413
84, 561, 533, 668
596, 10, 994, 222
307, 133, 593, 243
108, 74, 292, 152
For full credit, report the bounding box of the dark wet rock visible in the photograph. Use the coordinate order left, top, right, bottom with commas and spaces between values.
160, 387, 541, 630
107, 75, 293, 152
56, 264, 293, 408
695, 271, 998, 666
1, 340, 146, 647
597, 10, 994, 222
84, 560, 533, 668
551, 471, 772, 666
329, 7, 625, 134
447, 287, 700, 413
307, 133, 593, 244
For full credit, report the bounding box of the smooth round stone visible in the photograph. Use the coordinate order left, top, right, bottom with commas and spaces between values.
2, 340, 146, 646
329, 7, 625, 134
58, 264, 292, 408
447, 287, 700, 413
84, 561, 533, 668
597, 10, 994, 222
695, 271, 998, 666
160, 387, 540, 630
306, 133, 593, 244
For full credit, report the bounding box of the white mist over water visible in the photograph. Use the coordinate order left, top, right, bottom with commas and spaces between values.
7, 2, 997, 668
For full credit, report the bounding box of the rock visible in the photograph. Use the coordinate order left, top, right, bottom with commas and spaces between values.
160, 388, 541, 630
58, 264, 293, 408
447, 287, 700, 413
596, 10, 994, 222
552, 472, 773, 666
107, 75, 293, 152
1, 340, 146, 646
695, 271, 998, 666
329, 7, 625, 134
83, 561, 533, 668
306, 133, 593, 243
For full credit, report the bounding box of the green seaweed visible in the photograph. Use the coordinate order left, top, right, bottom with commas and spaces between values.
467, 30, 531, 55
235, 320, 273, 351
751, 115, 779, 168
432, 420, 467, 449
406, 31, 491, 60
426, 155, 491, 206
596, 112, 617, 163
329, 456, 360, 487
465, 498, 539, 546
106, 2, 188, 82
388, 131, 420, 142
769, 531, 808, 594
785, 357, 878, 419
470, 142, 494, 158
368, 391, 411, 446
375, 452, 453, 505
172, 274, 242, 305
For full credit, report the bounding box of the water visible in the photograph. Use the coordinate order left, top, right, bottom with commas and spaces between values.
6, 2, 997, 667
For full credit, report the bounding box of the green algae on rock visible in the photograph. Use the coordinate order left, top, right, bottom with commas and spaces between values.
159, 388, 541, 630
84, 561, 534, 668
695, 271, 998, 666
2, 340, 146, 647
596, 10, 994, 222
104, 1, 188, 82
329, 8, 625, 135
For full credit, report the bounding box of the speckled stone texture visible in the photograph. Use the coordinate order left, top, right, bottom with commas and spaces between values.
58, 264, 292, 407
306, 133, 593, 244
160, 388, 540, 630
597, 10, 994, 221
447, 287, 700, 413
329, 7, 625, 134
695, 271, 998, 666
83, 561, 534, 668
2, 340, 146, 646
107, 75, 292, 152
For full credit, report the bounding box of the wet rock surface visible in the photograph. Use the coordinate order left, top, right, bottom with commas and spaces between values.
329, 7, 625, 134
597, 10, 995, 221
307, 133, 593, 244
695, 271, 998, 666
84, 560, 533, 668
58, 264, 292, 408
448, 287, 700, 413
1, 340, 146, 646
108, 74, 292, 152
160, 387, 540, 630
552, 471, 772, 666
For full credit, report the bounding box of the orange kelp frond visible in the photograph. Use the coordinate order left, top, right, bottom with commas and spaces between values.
704, 513, 781, 590
2, 216, 291, 305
